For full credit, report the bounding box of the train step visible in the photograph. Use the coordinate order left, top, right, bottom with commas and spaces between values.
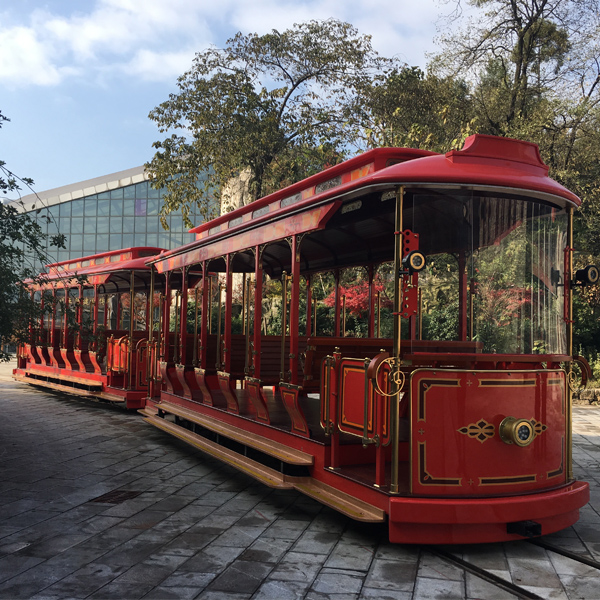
144, 402, 314, 466
141, 413, 297, 489
13, 372, 103, 393
141, 409, 386, 524
292, 479, 386, 523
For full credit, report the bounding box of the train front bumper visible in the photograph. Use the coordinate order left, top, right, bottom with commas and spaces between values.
389, 480, 589, 544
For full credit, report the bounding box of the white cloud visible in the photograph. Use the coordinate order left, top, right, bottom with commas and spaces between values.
0, 0, 440, 88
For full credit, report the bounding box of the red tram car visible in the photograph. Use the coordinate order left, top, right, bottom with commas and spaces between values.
15, 134, 592, 544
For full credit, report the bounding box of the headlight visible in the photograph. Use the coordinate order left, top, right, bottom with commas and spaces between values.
499, 417, 535, 447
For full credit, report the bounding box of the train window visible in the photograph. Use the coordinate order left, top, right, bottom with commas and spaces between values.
408, 191, 567, 355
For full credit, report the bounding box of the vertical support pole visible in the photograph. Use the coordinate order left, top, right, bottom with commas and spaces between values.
63, 288, 69, 349
377, 292, 381, 337
566, 207, 574, 481
391, 186, 404, 494
50, 289, 56, 347
253, 246, 263, 378
244, 277, 251, 375
280, 271, 288, 382
147, 268, 155, 398
224, 256, 232, 373
163, 273, 171, 362
173, 292, 180, 363
458, 251, 467, 341
241, 273, 247, 336
93, 285, 99, 345
208, 275, 213, 334
342, 296, 346, 337
179, 267, 188, 365
216, 282, 223, 370
334, 270, 341, 337
305, 276, 312, 337
469, 278, 475, 341
129, 271, 135, 390
289, 235, 301, 384
193, 286, 199, 367
201, 265, 210, 369
368, 265, 375, 337
418, 288, 423, 341
77, 285, 83, 349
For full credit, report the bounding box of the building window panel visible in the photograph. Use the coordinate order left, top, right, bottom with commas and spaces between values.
123, 199, 135, 216
96, 219, 109, 234
135, 182, 148, 196
111, 199, 124, 216
70, 235, 83, 252
135, 198, 147, 216
97, 199, 110, 217
84, 198, 98, 217
122, 217, 135, 234
96, 234, 109, 252
71, 218, 84, 234
71, 200, 84, 217
109, 234, 122, 250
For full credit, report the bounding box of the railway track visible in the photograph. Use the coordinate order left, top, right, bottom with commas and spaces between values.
424, 539, 600, 599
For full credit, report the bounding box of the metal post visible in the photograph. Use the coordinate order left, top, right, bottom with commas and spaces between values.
567, 207, 574, 480
280, 271, 288, 382
391, 186, 404, 494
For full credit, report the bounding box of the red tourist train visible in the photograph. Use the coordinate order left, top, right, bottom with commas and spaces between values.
14, 134, 595, 544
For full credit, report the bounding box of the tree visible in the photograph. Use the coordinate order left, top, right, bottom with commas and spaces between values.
0, 111, 66, 360
355, 66, 473, 152
146, 19, 394, 227
430, 0, 600, 355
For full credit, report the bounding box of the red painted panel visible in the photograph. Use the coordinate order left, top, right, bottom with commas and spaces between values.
410, 369, 566, 496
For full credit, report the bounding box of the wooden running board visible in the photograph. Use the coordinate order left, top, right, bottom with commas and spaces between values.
142, 414, 295, 490
292, 479, 386, 523
141, 410, 385, 524
13, 373, 103, 395
146, 402, 314, 466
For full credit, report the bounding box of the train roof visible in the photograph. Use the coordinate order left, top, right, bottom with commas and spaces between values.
190, 135, 578, 242
149, 135, 579, 273
31, 247, 166, 290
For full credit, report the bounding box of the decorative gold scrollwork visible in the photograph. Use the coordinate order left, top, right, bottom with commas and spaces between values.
570, 355, 591, 391
373, 357, 405, 397
567, 369, 580, 392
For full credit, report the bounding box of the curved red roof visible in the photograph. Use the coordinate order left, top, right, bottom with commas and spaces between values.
366, 134, 580, 206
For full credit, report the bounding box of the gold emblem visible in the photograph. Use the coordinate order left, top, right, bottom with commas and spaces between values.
458, 419, 495, 443
530, 419, 547, 437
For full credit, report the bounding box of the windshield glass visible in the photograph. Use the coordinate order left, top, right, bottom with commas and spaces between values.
405, 190, 567, 355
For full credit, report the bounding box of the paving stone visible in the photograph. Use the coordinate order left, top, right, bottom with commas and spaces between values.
310, 569, 364, 595
208, 559, 273, 593
324, 540, 375, 571
360, 588, 413, 600
267, 551, 325, 583
364, 558, 418, 591
506, 557, 563, 588
413, 576, 465, 599
292, 529, 340, 554
142, 586, 200, 599
252, 579, 310, 599
465, 572, 519, 599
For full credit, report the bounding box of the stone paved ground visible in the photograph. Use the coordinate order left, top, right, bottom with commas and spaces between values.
0, 360, 599, 599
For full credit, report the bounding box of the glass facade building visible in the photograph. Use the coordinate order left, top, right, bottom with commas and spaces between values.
7, 166, 205, 271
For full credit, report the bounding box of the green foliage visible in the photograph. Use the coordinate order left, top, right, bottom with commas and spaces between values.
147, 19, 393, 227
356, 66, 472, 152
0, 110, 67, 360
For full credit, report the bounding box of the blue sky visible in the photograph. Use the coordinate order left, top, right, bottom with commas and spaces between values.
1, 0, 444, 199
